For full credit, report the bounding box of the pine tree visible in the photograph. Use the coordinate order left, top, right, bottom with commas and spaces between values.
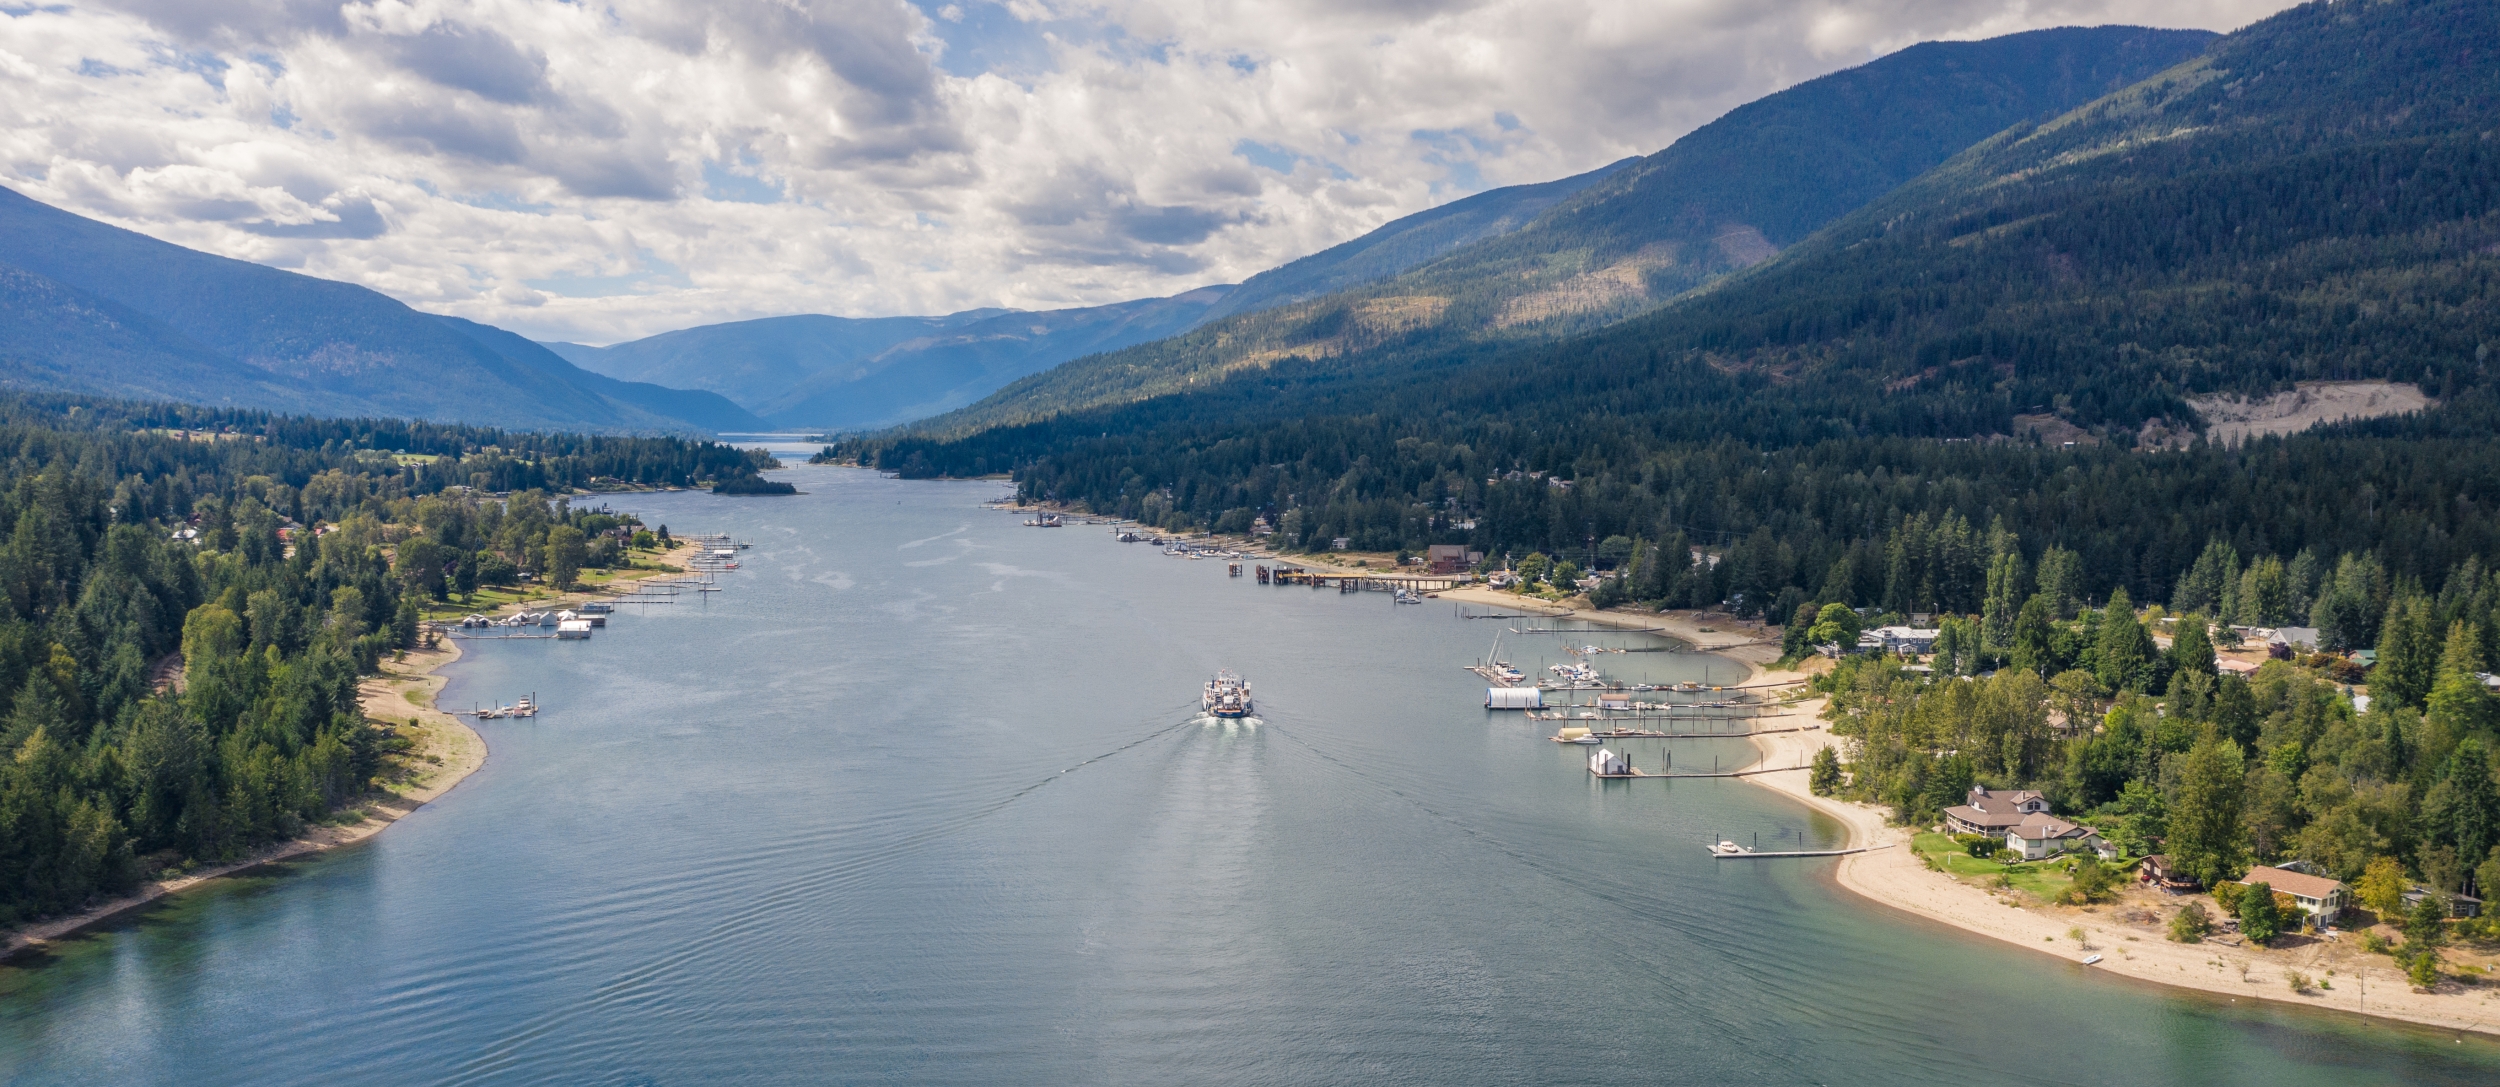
2425, 622, 2498, 741
2035, 547, 2083, 619
2012, 594, 2056, 679
2095, 589, 2157, 693
2375, 595, 2439, 709
1983, 550, 2027, 648
2170, 615, 2217, 678
2423, 737, 2499, 898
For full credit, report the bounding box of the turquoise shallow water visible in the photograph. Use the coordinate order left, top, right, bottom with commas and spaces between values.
5, 463, 2500, 1086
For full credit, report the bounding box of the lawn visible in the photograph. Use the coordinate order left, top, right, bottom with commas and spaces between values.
1912, 832, 2088, 902
415, 556, 686, 619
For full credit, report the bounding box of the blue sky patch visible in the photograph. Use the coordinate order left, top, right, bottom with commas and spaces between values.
703, 162, 781, 204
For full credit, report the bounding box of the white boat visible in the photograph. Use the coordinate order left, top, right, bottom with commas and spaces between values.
1712, 840, 1753, 856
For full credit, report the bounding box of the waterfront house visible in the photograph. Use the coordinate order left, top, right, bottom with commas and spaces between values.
1943, 786, 2050, 837
2401, 886, 2484, 919
2005, 814, 2115, 862
2241, 864, 2345, 925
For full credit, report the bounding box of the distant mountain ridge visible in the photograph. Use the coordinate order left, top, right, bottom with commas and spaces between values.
0, 187, 755, 433
547, 157, 1645, 433
902, 23, 2220, 439
550, 287, 1235, 431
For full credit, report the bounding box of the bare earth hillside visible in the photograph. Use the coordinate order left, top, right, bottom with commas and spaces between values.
2189, 381, 2430, 445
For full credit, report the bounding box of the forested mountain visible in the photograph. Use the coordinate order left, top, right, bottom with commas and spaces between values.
548, 162, 1651, 433
0, 393, 772, 924
845, 0, 2500, 618
555, 287, 1236, 431
1194, 157, 1638, 322
908, 24, 2217, 438
542, 310, 1007, 416
0, 189, 738, 434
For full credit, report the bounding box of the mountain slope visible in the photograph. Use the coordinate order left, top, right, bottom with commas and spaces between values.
868, 0, 2500, 490
546, 310, 1001, 410
909, 24, 2219, 438
1561, 0, 2500, 436
1197, 158, 1638, 322
0, 187, 734, 433
433, 317, 769, 432
0, 262, 363, 414
558, 287, 1235, 432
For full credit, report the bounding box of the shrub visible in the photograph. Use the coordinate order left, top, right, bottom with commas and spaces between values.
1992, 848, 2023, 865
2169, 902, 2213, 943
1809, 746, 1843, 796
2408, 952, 2443, 991
2063, 855, 2122, 904
2286, 970, 2313, 993
1955, 833, 1996, 856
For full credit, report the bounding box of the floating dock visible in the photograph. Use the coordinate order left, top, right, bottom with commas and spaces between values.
1710, 845, 1886, 859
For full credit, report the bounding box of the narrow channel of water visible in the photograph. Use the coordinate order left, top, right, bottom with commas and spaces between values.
4, 465, 2496, 1086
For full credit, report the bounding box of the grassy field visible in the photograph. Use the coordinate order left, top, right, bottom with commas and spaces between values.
1912, 831, 2090, 903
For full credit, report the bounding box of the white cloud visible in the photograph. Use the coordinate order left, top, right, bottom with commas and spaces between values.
0, 0, 2297, 343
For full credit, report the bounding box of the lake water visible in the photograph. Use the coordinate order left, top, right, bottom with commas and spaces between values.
5, 463, 2499, 1086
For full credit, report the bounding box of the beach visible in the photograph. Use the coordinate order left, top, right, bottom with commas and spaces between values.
1433, 584, 2500, 1037
1736, 654, 2500, 1038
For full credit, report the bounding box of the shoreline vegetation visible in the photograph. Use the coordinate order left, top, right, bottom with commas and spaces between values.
0, 396, 779, 950
2, 639, 487, 961
0, 526, 703, 964
0, 640, 479, 962
1442, 587, 2500, 1038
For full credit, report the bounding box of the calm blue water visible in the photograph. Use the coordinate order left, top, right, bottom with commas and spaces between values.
5, 462, 2499, 1086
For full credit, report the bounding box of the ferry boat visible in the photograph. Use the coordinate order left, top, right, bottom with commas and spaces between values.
1202, 670, 1254, 718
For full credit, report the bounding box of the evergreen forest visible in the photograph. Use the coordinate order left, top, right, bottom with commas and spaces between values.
0, 395, 772, 923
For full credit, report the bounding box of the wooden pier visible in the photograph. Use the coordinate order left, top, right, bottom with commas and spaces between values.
1261, 567, 1472, 592
1710, 844, 1886, 859
1559, 725, 1810, 740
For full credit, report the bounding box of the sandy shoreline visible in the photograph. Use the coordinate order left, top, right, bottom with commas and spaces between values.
2, 639, 486, 962
1722, 642, 2500, 1038
1429, 586, 2500, 1035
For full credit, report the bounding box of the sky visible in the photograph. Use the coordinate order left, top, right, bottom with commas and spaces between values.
0, 1, 2300, 344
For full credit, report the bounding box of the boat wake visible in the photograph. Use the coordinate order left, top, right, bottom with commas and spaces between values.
1195, 713, 1262, 728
